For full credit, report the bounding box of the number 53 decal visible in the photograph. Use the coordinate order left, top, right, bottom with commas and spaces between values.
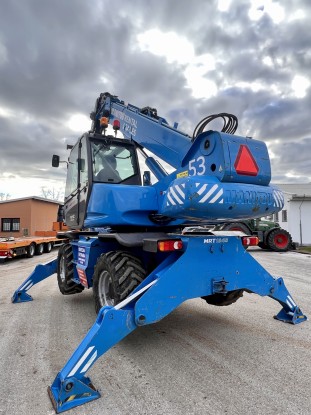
189, 156, 206, 176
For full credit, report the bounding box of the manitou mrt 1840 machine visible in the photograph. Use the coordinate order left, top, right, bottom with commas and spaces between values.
12, 92, 307, 413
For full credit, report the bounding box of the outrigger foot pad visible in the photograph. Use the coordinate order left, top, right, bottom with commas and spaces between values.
11, 291, 33, 303
48, 375, 100, 413
274, 306, 307, 325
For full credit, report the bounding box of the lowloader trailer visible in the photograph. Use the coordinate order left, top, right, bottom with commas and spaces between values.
0, 235, 63, 261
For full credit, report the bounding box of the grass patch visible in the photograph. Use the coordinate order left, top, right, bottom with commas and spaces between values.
297, 245, 311, 253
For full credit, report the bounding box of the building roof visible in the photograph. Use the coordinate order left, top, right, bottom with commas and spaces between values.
273, 183, 311, 198
0, 196, 63, 205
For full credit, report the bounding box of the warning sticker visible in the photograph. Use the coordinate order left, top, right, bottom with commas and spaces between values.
177, 170, 188, 178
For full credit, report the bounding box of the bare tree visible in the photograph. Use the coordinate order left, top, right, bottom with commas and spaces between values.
40, 187, 64, 201
0, 193, 11, 201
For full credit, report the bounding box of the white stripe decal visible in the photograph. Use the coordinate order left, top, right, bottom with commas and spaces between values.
167, 193, 176, 206
80, 350, 98, 373
175, 185, 185, 199
209, 189, 224, 203
286, 300, 293, 309
68, 346, 95, 377
197, 184, 207, 195
199, 184, 219, 203
170, 187, 183, 204
274, 191, 283, 207
287, 295, 296, 308
20, 280, 33, 291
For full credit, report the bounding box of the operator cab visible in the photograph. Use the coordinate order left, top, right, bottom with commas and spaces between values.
61, 134, 141, 229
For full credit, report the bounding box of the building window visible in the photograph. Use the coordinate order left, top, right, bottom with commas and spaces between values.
281, 210, 287, 223
1, 218, 20, 232
274, 212, 279, 222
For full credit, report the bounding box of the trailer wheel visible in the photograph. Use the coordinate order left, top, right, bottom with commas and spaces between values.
44, 242, 53, 253
57, 243, 84, 295
202, 289, 244, 306
35, 244, 44, 255
26, 243, 35, 258
267, 229, 292, 252
93, 251, 146, 314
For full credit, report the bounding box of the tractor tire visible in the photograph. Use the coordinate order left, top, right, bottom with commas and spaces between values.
35, 243, 44, 255
202, 289, 244, 306
258, 242, 268, 250
26, 243, 35, 258
267, 229, 293, 252
57, 243, 84, 295
44, 242, 53, 253
93, 251, 146, 314
222, 222, 250, 234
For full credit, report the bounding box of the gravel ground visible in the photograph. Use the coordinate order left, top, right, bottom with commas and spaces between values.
0, 248, 310, 415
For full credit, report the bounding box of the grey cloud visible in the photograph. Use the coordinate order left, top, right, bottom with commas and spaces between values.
0, 0, 310, 194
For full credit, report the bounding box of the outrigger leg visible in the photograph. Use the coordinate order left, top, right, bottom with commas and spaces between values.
48, 305, 135, 412
46, 241, 307, 413
269, 277, 307, 324
48, 281, 156, 413
11, 258, 57, 303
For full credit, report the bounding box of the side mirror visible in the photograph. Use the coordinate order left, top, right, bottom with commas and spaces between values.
143, 171, 151, 186
52, 155, 60, 168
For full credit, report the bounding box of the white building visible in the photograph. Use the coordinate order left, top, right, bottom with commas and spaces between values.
271, 183, 311, 245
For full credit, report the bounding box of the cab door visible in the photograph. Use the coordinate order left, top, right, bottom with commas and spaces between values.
64, 136, 89, 229
77, 136, 89, 227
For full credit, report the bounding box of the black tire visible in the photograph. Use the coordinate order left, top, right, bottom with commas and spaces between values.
35, 244, 44, 255
258, 242, 268, 250
222, 222, 250, 234
44, 242, 53, 253
26, 243, 35, 258
222, 222, 251, 250
93, 251, 146, 314
57, 243, 84, 295
267, 228, 293, 252
202, 289, 244, 306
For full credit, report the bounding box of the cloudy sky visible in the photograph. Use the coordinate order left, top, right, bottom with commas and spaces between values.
0, 0, 310, 199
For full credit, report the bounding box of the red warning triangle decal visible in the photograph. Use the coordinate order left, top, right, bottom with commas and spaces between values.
234, 145, 259, 176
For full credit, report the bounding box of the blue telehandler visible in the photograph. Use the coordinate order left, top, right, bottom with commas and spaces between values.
12, 92, 307, 413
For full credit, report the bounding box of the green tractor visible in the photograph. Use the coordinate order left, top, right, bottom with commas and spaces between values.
215, 219, 294, 252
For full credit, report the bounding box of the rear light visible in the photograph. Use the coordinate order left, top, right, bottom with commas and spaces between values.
157, 239, 183, 252
242, 236, 259, 247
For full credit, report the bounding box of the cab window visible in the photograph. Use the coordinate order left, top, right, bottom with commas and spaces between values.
65, 144, 79, 197
92, 142, 138, 184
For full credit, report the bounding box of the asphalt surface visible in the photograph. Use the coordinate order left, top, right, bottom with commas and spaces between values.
0, 248, 310, 415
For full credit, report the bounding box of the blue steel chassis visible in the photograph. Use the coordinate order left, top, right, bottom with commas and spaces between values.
12, 235, 307, 413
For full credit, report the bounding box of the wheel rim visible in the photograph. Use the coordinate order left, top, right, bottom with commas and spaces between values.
98, 270, 115, 306
273, 233, 288, 249
60, 256, 66, 283
29, 245, 35, 255
47, 243, 52, 251
38, 244, 43, 253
